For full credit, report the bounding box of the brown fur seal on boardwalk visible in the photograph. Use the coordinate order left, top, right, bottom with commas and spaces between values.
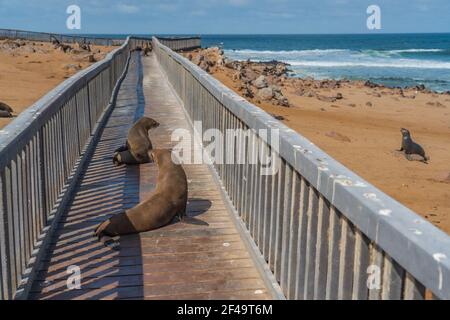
0, 102, 13, 117
95, 149, 188, 240
398, 128, 429, 163
113, 117, 160, 166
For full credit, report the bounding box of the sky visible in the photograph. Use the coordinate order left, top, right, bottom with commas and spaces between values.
0, 0, 449, 35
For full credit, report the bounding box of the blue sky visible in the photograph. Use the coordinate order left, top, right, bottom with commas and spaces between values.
0, 0, 449, 34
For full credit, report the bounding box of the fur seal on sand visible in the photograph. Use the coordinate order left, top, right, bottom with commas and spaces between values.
0, 102, 13, 118
95, 149, 188, 239
398, 128, 429, 163
113, 117, 160, 166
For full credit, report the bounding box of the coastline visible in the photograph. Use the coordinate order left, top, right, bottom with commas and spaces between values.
184, 47, 450, 234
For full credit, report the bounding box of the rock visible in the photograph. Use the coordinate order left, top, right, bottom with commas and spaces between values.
415, 84, 426, 91
240, 68, 258, 83
336, 92, 343, 100
224, 59, 237, 69
198, 60, 210, 72
187, 53, 193, 60
257, 87, 274, 101
366, 102, 373, 107
253, 75, 268, 89
192, 54, 205, 66
241, 85, 254, 98
364, 80, 381, 88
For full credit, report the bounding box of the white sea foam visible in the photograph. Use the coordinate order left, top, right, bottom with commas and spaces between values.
286, 59, 450, 69
225, 48, 450, 69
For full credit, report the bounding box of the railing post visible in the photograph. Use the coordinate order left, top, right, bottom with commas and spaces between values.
0, 171, 12, 299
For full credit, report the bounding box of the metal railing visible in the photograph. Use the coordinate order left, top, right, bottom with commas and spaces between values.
0, 33, 153, 299
157, 36, 201, 51
0, 28, 124, 46
153, 37, 450, 300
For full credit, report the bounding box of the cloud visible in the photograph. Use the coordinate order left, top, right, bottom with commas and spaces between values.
116, 3, 139, 14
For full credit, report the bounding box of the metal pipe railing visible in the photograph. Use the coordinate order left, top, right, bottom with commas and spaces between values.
156, 36, 201, 51
153, 37, 450, 300
0, 28, 124, 46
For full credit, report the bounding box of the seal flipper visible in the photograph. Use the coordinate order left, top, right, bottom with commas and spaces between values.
113, 150, 141, 166
114, 144, 129, 153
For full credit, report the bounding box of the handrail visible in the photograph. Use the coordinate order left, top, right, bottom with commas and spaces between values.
0, 34, 155, 299
0, 33, 201, 300
153, 37, 450, 300
0, 28, 124, 46
156, 36, 201, 51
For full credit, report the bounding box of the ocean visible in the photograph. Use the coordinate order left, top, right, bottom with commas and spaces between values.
200, 34, 450, 92
86, 33, 450, 92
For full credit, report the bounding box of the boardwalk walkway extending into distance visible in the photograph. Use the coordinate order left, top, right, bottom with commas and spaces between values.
29, 52, 272, 300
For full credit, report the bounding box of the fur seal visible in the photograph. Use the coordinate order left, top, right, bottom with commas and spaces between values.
398, 128, 429, 163
0, 102, 13, 118
95, 149, 188, 239
143, 43, 152, 56
113, 117, 160, 166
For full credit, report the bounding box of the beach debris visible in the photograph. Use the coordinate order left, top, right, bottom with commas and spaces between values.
316, 92, 343, 103
426, 101, 446, 108
325, 131, 351, 143
270, 113, 285, 121
63, 63, 82, 73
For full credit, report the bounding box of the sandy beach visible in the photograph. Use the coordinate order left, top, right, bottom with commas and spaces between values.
0, 39, 113, 128
185, 47, 450, 234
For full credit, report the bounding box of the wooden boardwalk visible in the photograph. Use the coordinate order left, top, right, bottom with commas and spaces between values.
29, 52, 271, 300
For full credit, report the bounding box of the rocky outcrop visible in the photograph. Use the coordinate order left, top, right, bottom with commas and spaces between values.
253, 75, 268, 89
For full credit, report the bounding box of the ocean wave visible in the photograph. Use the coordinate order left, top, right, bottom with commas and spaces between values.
226, 49, 349, 55
386, 49, 445, 53
286, 59, 450, 69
